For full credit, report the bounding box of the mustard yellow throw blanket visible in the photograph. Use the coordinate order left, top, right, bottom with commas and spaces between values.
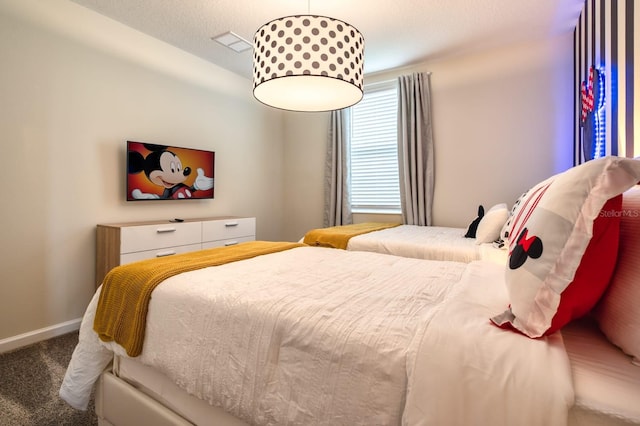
94, 240, 304, 357
303, 222, 401, 250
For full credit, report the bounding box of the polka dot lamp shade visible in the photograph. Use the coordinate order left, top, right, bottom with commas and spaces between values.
253, 15, 364, 112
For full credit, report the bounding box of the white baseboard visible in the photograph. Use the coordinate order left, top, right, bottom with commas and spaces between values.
0, 318, 82, 354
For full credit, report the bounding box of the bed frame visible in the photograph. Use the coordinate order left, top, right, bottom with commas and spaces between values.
94, 320, 640, 426
96, 370, 191, 426
95, 367, 248, 426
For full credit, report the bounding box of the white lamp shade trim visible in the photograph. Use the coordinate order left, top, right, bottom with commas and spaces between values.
253, 15, 364, 112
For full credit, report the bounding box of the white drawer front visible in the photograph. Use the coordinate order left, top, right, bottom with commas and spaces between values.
202, 218, 256, 243
202, 235, 254, 250
120, 222, 201, 254
120, 243, 202, 265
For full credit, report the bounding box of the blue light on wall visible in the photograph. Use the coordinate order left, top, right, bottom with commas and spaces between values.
593, 67, 606, 159
580, 66, 606, 161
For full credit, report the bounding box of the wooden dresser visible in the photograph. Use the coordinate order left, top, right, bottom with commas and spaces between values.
95, 216, 256, 287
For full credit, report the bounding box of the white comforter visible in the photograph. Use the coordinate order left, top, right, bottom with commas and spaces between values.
346, 225, 508, 264
60, 246, 572, 425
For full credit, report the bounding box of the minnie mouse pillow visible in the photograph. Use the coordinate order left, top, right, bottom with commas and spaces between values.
491, 156, 640, 338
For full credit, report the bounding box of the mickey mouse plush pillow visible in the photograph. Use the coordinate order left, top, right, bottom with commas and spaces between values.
491, 156, 640, 338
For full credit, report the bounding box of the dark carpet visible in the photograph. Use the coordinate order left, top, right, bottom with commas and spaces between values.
0, 332, 98, 425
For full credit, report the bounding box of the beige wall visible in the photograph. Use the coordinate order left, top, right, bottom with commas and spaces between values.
0, 0, 576, 346
0, 1, 285, 344
282, 34, 575, 239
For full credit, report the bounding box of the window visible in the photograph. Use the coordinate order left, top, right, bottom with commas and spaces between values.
349, 80, 400, 213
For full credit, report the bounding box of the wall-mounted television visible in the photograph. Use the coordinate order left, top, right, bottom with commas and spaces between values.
126, 141, 215, 201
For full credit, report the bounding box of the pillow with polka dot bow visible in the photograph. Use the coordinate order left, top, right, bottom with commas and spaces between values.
491, 156, 640, 338
493, 192, 527, 250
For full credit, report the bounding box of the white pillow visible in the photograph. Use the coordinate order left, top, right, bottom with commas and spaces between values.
475, 203, 509, 244
595, 186, 640, 365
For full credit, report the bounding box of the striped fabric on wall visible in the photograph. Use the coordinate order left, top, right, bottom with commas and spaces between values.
574, 0, 637, 165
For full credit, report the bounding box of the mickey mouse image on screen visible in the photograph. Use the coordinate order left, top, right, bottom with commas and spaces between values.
128, 143, 214, 199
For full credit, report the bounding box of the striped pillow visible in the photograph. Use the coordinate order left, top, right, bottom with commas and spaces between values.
493, 192, 528, 250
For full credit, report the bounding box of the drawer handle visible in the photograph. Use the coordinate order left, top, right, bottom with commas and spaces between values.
224, 241, 239, 246
224, 222, 239, 227
156, 227, 177, 233
156, 250, 176, 257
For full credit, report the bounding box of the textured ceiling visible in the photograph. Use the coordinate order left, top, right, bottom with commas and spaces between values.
69, 0, 584, 79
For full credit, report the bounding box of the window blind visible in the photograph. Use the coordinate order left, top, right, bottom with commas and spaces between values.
349, 81, 400, 213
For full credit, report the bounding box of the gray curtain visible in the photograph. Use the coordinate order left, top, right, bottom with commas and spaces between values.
397, 72, 435, 226
324, 109, 352, 227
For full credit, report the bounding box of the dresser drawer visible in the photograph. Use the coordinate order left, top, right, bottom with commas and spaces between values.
202, 236, 254, 250
120, 243, 203, 265
120, 222, 202, 254
202, 217, 256, 243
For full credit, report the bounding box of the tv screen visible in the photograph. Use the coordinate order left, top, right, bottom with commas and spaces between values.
126, 141, 215, 201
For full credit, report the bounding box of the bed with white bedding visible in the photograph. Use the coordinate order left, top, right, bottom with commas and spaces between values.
346, 224, 508, 263
60, 244, 640, 426
61, 246, 573, 426
302, 224, 508, 264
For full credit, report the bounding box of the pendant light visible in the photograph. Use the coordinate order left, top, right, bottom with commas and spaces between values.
252, 5, 364, 112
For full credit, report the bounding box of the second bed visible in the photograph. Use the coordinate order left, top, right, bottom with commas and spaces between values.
303, 223, 508, 264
